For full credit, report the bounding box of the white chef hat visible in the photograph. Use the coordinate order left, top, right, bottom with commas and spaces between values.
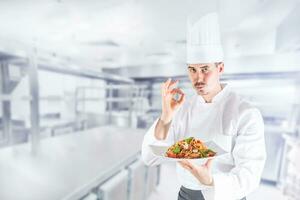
186, 12, 224, 64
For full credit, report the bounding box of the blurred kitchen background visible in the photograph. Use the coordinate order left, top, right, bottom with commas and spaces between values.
0, 0, 299, 200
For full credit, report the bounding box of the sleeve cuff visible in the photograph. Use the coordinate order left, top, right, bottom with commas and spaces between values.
144, 118, 172, 145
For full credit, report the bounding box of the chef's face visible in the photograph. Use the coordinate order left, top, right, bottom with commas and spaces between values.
187, 62, 224, 96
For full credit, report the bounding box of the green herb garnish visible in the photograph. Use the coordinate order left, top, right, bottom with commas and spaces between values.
185, 137, 194, 144
199, 149, 215, 157
172, 145, 181, 154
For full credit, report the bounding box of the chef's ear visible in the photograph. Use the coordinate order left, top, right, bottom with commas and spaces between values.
216, 62, 224, 74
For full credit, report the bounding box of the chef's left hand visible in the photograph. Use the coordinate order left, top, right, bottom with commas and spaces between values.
179, 159, 214, 186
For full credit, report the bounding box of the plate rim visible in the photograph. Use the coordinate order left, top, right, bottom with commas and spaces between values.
149, 140, 228, 161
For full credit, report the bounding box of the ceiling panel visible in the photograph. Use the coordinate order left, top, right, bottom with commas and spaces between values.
0, 0, 299, 76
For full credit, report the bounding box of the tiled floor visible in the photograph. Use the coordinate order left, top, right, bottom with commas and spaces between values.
147, 162, 288, 200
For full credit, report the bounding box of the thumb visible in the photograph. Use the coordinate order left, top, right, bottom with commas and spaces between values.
178, 93, 185, 105
205, 159, 213, 169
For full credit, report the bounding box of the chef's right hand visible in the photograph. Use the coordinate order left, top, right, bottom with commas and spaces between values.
160, 78, 185, 124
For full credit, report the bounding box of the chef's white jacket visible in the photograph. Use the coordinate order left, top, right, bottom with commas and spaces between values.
141, 84, 266, 200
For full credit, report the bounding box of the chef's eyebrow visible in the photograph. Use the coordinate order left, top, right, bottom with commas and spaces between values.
200, 65, 209, 68
187, 65, 209, 69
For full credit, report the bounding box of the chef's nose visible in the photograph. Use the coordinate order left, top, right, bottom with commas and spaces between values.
195, 70, 204, 82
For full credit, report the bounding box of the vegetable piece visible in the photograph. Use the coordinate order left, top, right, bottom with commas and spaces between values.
198, 149, 206, 158
185, 137, 194, 144
199, 149, 216, 157
166, 151, 177, 158
172, 145, 181, 154
206, 149, 216, 157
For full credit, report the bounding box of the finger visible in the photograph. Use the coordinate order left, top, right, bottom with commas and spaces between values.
164, 78, 172, 90
161, 83, 166, 97
170, 89, 185, 103
179, 161, 193, 171
161, 78, 172, 95
170, 88, 184, 95
179, 160, 189, 165
167, 80, 179, 90
182, 160, 195, 169
179, 160, 191, 166
162, 78, 172, 96
205, 159, 213, 169
180, 164, 191, 171
170, 89, 185, 106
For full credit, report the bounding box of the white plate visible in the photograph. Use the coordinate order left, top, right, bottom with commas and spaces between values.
149, 141, 228, 163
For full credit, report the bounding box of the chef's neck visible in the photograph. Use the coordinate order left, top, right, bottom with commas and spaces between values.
201, 84, 223, 103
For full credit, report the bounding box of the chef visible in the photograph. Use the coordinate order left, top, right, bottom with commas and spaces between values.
141, 12, 266, 200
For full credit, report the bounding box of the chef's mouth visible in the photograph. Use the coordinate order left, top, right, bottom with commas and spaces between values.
195, 84, 206, 89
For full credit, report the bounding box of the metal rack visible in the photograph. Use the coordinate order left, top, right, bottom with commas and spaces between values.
0, 38, 136, 152
74, 84, 150, 128
0, 44, 37, 151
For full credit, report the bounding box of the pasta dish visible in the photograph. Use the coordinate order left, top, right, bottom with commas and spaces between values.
165, 137, 216, 159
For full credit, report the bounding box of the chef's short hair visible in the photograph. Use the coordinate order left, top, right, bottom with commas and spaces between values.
215, 62, 223, 67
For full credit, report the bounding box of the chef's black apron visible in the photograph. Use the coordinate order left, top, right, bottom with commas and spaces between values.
178, 186, 247, 200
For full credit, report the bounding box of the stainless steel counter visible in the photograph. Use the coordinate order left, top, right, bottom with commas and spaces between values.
0, 126, 145, 200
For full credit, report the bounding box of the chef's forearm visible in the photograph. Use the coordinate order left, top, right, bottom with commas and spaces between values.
154, 117, 171, 140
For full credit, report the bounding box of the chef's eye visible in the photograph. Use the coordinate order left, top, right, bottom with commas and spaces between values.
201, 67, 209, 73
188, 67, 196, 73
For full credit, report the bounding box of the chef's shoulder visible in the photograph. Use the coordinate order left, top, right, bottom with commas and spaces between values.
227, 90, 263, 125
